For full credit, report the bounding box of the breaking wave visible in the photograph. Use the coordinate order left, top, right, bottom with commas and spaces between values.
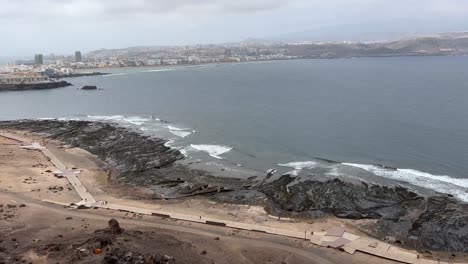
104, 73, 129, 77
343, 163, 468, 202
86, 115, 125, 121
123, 116, 151, 126
278, 161, 318, 170
167, 125, 195, 138
278, 161, 319, 176
144, 68, 175, 73
190, 144, 233, 159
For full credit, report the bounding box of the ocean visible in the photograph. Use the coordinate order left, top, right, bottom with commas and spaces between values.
1, 57, 468, 200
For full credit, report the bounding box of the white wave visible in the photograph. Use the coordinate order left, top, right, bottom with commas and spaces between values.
179, 147, 190, 157
170, 130, 191, 138
285, 170, 299, 176
37, 117, 55, 120
123, 116, 151, 126
167, 125, 188, 131
86, 115, 124, 121
104, 73, 128, 77
164, 139, 175, 148
342, 163, 468, 202
57, 117, 80, 121
85, 115, 154, 126
190, 144, 233, 159
144, 68, 175, 73
278, 161, 318, 170
167, 125, 193, 138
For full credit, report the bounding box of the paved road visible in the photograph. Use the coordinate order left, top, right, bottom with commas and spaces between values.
0, 190, 343, 264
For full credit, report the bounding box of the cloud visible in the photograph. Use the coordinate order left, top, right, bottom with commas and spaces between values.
2, 0, 468, 22
1, 0, 468, 55
0, 0, 297, 21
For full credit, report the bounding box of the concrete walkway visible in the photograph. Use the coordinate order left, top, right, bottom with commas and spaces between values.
1, 131, 96, 204
1, 130, 465, 264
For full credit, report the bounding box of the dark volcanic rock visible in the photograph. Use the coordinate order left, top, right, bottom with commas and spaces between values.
0, 81, 72, 92
407, 196, 468, 251
48, 72, 110, 79
260, 174, 468, 252
0, 120, 250, 199
105, 219, 124, 234
260, 176, 422, 219
81, 85, 98, 90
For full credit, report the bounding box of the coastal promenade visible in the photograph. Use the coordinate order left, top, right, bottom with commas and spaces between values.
0, 130, 465, 264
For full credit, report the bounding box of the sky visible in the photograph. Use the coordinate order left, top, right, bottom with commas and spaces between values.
1, 0, 468, 56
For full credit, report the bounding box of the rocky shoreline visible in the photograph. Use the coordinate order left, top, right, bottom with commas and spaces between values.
1, 119, 467, 253
0, 81, 72, 92
48, 72, 111, 79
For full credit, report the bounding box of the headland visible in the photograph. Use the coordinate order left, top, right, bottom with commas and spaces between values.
0, 80, 72, 92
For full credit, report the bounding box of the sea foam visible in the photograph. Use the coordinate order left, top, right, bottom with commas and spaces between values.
104, 73, 128, 77
144, 69, 175, 73
278, 161, 318, 170
167, 125, 194, 138
123, 116, 151, 126
87, 115, 124, 121
190, 144, 233, 159
343, 163, 468, 202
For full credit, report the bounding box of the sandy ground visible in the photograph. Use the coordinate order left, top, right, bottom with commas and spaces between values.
0, 136, 81, 203
0, 131, 413, 263
0, 191, 401, 264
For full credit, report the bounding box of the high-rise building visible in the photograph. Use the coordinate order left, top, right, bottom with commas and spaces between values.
34, 54, 43, 65
75, 51, 82, 62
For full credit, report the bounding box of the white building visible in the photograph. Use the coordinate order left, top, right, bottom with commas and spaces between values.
0, 73, 50, 85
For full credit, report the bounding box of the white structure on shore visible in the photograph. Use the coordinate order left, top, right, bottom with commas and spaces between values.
0, 72, 50, 85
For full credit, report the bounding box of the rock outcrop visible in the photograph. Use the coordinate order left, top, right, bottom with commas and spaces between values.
81, 85, 98, 90
0, 81, 72, 92
0, 120, 250, 199
260, 174, 468, 252
47, 72, 110, 79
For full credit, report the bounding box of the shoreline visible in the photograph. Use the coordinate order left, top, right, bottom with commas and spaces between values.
0, 129, 382, 264
1, 120, 468, 257
2, 128, 467, 263
0, 80, 72, 92
48, 72, 111, 79
74, 54, 463, 72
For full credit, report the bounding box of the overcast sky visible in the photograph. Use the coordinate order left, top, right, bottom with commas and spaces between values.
1, 0, 468, 56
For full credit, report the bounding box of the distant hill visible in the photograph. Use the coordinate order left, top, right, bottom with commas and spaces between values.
285, 32, 468, 58
85, 32, 468, 61
273, 18, 468, 43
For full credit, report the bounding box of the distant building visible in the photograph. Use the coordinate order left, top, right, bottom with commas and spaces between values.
15, 60, 35, 66
0, 72, 49, 84
75, 51, 82, 62
34, 54, 43, 65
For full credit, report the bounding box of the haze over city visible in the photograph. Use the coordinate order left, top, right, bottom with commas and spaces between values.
2, 0, 468, 56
